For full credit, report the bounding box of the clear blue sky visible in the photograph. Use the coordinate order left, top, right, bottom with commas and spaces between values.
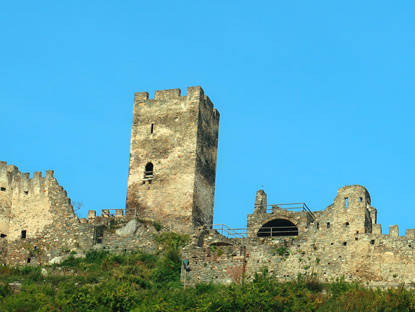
1, 1, 415, 235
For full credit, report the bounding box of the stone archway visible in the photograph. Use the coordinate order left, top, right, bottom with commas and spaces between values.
257, 218, 298, 237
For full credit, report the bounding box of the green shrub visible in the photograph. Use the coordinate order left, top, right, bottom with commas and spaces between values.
153, 232, 189, 250
85, 250, 109, 264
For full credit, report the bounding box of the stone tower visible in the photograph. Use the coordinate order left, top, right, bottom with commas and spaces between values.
126, 86, 220, 233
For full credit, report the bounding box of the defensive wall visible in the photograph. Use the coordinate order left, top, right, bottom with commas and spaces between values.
0, 162, 161, 265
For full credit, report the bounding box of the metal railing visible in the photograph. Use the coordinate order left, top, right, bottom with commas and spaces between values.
209, 224, 248, 239
266, 203, 316, 222
256, 226, 299, 237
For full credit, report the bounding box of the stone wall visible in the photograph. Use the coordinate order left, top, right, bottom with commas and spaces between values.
0, 162, 162, 265
182, 185, 415, 287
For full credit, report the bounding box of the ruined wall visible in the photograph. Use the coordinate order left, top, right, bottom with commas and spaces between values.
182, 185, 415, 288
126, 87, 219, 233
0, 162, 164, 265
0, 162, 97, 265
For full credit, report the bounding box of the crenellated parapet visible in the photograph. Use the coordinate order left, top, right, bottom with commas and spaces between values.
133, 87, 219, 120
0, 161, 76, 241
0, 162, 70, 201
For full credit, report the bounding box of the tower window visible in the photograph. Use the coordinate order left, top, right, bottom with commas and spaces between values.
345, 198, 349, 208
0, 187, 5, 191
144, 162, 154, 180
27, 258, 31, 263
327, 222, 331, 229
150, 123, 154, 134
21, 230, 26, 239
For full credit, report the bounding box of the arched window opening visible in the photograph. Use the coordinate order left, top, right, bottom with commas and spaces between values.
144, 162, 154, 180
257, 219, 299, 237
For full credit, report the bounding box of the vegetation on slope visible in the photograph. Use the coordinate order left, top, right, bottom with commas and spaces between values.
1, 233, 415, 311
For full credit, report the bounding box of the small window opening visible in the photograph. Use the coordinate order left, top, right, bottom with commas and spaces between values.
21, 230, 26, 239
356, 231, 359, 234
343, 242, 347, 246
345, 198, 349, 208
327, 222, 331, 229
316, 222, 319, 229
144, 162, 154, 180
150, 123, 154, 134
370, 240, 375, 245
24, 191, 28, 195
355, 237, 358, 241
409, 245, 412, 248
330, 242, 333, 245
0, 187, 5, 191
359, 197, 363, 202
0, 234, 6, 238
27, 258, 31, 263
97, 238, 103, 244
345, 222, 350, 227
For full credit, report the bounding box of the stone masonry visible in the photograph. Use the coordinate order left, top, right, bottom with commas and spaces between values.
182, 185, 415, 287
2, 86, 415, 288
0, 86, 220, 265
126, 87, 220, 233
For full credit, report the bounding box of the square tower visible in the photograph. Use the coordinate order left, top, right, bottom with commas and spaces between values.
126, 86, 220, 233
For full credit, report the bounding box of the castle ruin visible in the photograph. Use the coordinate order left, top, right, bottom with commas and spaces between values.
1, 86, 414, 287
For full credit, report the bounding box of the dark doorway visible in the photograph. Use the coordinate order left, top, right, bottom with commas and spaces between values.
257, 219, 298, 237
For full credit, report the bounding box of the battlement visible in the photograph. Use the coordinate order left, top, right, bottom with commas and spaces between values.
0, 161, 64, 199
132, 87, 219, 122
134, 86, 204, 102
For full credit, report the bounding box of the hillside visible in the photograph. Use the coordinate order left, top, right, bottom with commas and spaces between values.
1, 232, 415, 312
